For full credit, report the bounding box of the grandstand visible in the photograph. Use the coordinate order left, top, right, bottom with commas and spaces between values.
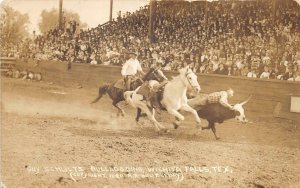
4, 0, 300, 81
2, 2, 300, 187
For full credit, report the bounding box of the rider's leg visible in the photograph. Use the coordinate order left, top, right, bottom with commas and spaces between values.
150, 92, 161, 109
126, 77, 131, 91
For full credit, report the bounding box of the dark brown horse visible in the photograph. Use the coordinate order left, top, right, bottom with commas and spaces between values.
91, 68, 168, 116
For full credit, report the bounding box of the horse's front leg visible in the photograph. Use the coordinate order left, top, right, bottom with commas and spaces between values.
166, 108, 184, 129
180, 104, 201, 128
136, 101, 165, 132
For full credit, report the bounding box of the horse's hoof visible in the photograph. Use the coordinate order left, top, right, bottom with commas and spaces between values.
173, 122, 179, 129
216, 137, 221, 140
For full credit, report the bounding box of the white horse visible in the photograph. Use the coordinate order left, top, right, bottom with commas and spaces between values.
124, 66, 201, 132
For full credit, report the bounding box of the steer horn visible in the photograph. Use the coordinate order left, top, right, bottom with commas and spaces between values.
240, 95, 252, 106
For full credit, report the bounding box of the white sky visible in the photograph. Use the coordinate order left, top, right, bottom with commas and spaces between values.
2, 0, 300, 34
1, 0, 149, 34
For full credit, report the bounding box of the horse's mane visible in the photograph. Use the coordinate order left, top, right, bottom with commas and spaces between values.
169, 68, 185, 83
169, 75, 181, 83
169, 67, 194, 84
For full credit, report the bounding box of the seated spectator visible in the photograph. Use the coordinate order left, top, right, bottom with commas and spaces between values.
214, 62, 228, 75
211, 56, 219, 71
269, 67, 278, 79
294, 70, 300, 81
227, 66, 232, 76
204, 63, 214, 74
199, 60, 208, 73
90, 57, 98, 64
240, 65, 249, 77
283, 66, 295, 80
260, 66, 270, 79
102, 57, 111, 65
247, 68, 258, 78
231, 64, 241, 76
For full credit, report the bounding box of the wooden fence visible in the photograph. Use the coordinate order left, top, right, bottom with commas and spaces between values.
11, 59, 300, 121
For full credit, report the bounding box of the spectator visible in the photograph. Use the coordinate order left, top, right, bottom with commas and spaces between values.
214, 62, 228, 75
231, 64, 241, 76
294, 70, 300, 81
283, 66, 295, 80
260, 66, 270, 79
247, 68, 258, 78
90, 57, 98, 64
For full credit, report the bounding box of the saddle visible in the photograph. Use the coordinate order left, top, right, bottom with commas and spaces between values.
113, 76, 141, 90
137, 81, 166, 109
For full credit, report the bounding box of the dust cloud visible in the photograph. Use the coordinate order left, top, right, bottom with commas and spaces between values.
2, 92, 135, 130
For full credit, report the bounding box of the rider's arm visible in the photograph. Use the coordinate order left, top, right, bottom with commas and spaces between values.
137, 61, 145, 75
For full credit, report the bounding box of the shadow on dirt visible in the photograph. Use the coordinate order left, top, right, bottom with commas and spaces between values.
65, 125, 214, 143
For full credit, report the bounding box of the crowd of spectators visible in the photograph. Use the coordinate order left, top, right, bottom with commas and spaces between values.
4, 0, 300, 81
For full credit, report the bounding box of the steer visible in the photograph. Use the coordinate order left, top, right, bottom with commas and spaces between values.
190, 95, 251, 140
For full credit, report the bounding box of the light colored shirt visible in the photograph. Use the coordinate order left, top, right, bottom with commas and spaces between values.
90, 60, 97, 65
207, 91, 232, 109
260, 72, 270, 79
247, 72, 257, 78
212, 61, 219, 71
121, 58, 143, 76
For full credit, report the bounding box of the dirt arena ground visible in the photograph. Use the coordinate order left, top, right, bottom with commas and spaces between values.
1, 78, 299, 188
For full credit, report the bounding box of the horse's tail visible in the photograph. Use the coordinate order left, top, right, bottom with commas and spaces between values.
90, 84, 109, 104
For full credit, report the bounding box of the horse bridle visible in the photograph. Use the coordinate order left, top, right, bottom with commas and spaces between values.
185, 70, 199, 92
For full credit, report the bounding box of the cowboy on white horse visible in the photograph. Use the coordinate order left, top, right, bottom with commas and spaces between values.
124, 66, 201, 132
121, 51, 145, 91
131, 62, 167, 109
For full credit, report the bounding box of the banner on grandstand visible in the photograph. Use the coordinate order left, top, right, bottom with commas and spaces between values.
291, 96, 300, 113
